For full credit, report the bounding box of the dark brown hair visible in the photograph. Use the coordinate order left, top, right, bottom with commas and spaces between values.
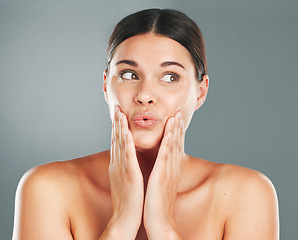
106, 8, 207, 81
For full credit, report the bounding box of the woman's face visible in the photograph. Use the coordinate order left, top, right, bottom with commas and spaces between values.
104, 33, 208, 150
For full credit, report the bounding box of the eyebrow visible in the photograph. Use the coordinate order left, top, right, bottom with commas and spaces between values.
115, 59, 185, 69
160, 61, 185, 69
115, 59, 138, 67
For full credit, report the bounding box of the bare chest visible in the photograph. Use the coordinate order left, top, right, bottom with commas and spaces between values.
69, 188, 225, 240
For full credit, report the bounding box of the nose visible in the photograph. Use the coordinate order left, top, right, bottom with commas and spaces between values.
134, 81, 157, 106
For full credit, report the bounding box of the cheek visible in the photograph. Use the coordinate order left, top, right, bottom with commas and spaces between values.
106, 82, 121, 119
107, 83, 134, 120
163, 95, 194, 127
181, 107, 195, 131
175, 91, 197, 131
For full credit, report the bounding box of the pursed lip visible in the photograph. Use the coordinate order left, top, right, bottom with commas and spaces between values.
131, 112, 160, 128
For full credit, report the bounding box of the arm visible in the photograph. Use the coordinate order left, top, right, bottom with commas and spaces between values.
100, 106, 144, 240
12, 167, 73, 240
223, 172, 279, 240
144, 112, 184, 240
13, 106, 143, 240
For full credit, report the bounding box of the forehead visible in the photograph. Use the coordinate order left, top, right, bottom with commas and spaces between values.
110, 33, 194, 70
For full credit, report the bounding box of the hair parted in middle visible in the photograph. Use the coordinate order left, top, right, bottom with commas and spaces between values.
106, 8, 207, 81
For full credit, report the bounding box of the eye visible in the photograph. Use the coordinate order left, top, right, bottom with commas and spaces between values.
160, 73, 180, 83
119, 70, 139, 81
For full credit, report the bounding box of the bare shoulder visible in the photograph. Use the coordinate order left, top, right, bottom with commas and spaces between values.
17, 150, 109, 196
16, 160, 75, 208
190, 159, 279, 239
13, 160, 74, 239
19, 159, 72, 184
214, 163, 279, 239
17, 156, 84, 199
13, 151, 110, 240
217, 163, 277, 196
186, 157, 277, 202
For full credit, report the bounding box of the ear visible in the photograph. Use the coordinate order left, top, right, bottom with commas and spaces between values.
103, 70, 109, 103
195, 74, 209, 110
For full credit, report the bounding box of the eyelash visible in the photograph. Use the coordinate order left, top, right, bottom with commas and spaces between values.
119, 70, 139, 81
161, 72, 181, 82
118, 70, 181, 83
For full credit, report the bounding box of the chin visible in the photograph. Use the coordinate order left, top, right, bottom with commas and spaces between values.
134, 140, 161, 151
132, 134, 162, 151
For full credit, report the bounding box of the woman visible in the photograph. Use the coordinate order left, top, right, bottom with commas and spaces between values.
13, 9, 279, 240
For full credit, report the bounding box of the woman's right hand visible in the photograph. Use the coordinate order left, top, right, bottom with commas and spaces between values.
100, 105, 144, 239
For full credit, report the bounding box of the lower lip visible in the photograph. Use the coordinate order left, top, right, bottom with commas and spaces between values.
133, 119, 158, 128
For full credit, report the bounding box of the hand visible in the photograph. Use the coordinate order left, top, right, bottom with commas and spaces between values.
102, 105, 144, 239
144, 112, 184, 239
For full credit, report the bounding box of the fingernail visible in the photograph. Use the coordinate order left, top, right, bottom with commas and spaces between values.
118, 112, 122, 120
124, 128, 128, 136
177, 111, 182, 119
170, 117, 175, 125
114, 105, 119, 113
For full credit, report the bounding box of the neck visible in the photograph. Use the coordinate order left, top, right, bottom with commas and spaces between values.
135, 143, 187, 185
136, 147, 159, 183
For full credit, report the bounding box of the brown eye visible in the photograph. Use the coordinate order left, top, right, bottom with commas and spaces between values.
170, 75, 176, 81
131, 73, 138, 79
160, 73, 180, 83
119, 71, 139, 81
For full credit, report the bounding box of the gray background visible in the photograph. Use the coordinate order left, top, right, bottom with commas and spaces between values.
0, 0, 297, 239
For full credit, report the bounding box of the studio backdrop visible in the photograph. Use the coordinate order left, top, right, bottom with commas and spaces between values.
0, 0, 297, 239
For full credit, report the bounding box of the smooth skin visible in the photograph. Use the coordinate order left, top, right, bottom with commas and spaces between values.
13, 33, 279, 240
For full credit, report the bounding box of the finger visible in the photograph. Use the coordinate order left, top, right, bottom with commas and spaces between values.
110, 110, 117, 167
110, 136, 114, 167
154, 116, 174, 171
164, 117, 175, 136
154, 129, 172, 173
175, 112, 184, 173
117, 111, 123, 148
120, 112, 128, 170
118, 112, 141, 176
173, 112, 181, 146
114, 106, 122, 165
118, 110, 130, 176
112, 104, 120, 139
169, 112, 183, 176
125, 129, 141, 175
179, 115, 185, 153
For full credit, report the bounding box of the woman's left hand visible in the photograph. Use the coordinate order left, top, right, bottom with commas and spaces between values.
144, 112, 184, 240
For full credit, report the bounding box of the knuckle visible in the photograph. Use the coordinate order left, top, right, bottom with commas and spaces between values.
115, 132, 120, 139
173, 139, 179, 146
176, 145, 182, 152
167, 145, 175, 152
125, 150, 130, 159
108, 164, 115, 173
